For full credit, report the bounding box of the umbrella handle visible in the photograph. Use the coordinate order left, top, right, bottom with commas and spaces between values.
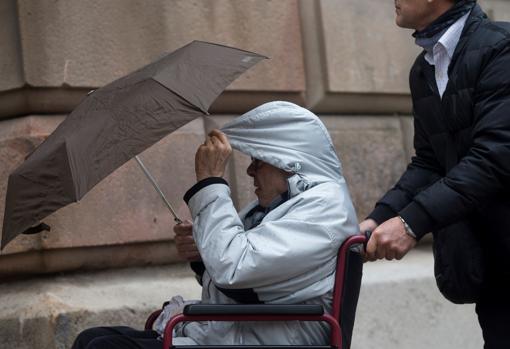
22, 223, 51, 235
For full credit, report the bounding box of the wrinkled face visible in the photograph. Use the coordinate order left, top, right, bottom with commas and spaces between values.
394, 0, 453, 30
246, 158, 290, 207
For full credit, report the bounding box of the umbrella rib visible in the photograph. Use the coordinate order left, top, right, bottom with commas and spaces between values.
151, 79, 209, 115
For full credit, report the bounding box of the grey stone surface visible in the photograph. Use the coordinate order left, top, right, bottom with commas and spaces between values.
321, 116, 408, 220
0, 263, 201, 349
0, 250, 483, 349
319, 0, 419, 94
1, 3, 508, 344
301, 0, 420, 112
0, 88, 98, 120
39, 117, 204, 250
400, 116, 415, 162
16, 0, 304, 93
0, 115, 63, 254
0, 111, 277, 273
0, 115, 205, 256
353, 247, 483, 349
298, 0, 327, 111
0, 0, 24, 92
0, 241, 180, 278
1, 0, 306, 118
480, 0, 510, 21
0, 111, 424, 274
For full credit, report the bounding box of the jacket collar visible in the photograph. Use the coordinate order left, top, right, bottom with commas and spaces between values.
416, 5, 487, 69
448, 4, 488, 74
414, 4, 488, 97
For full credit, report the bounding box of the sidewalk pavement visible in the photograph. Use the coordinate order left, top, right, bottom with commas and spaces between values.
0, 246, 482, 349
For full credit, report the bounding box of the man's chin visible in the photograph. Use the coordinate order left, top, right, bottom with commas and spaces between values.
395, 16, 417, 30
395, 17, 406, 28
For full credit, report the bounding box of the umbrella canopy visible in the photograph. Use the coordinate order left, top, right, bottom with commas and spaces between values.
1, 40, 265, 248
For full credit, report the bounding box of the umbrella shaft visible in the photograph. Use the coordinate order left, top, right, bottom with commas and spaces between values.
135, 156, 182, 224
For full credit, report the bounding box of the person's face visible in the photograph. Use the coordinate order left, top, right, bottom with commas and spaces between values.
394, 0, 454, 31
246, 158, 289, 207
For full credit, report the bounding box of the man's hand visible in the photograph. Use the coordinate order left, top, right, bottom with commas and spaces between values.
195, 129, 232, 181
365, 216, 416, 261
174, 220, 202, 262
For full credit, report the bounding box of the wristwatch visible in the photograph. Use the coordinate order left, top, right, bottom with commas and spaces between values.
398, 215, 416, 239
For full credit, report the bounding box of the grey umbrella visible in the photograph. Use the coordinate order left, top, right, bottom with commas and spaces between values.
1, 40, 266, 248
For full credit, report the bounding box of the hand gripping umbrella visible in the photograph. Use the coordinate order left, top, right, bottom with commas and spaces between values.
1, 41, 266, 249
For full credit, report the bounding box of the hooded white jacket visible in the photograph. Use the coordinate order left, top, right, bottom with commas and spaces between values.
175, 101, 358, 346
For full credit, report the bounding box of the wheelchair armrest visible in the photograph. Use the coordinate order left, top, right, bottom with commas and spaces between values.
183, 304, 324, 316
164, 305, 337, 349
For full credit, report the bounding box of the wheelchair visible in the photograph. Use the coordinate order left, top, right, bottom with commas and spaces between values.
145, 234, 366, 349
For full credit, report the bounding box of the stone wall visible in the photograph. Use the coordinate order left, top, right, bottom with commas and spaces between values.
1, 0, 509, 275
2, 0, 509, 348
1, 0, 307, 274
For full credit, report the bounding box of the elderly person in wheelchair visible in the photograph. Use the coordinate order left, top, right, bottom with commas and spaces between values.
72, 101, 361, 349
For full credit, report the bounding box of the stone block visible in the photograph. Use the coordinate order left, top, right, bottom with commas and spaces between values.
0, 241, 179, 278
0, 115, 64, 254
319, 0, 418, 94
0, 115, 205, 256
300, 0, 420, 113
321, 116, 408, 220
0, 264, 201, 349
400, 116, 415, 162
0, 0, 24, 92
0, 112, 260, 275
16, 0, 305, 94
41, 117, 204, 250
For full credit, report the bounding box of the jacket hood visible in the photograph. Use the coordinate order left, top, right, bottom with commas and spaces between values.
221, 101, 344, 197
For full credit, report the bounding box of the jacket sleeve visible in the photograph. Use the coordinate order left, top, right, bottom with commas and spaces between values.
185, 181, 357, 289
368, 111, 443, 225
400, 40, 510, 238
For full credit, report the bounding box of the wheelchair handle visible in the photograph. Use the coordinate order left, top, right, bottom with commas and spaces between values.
362, 230, 372, 251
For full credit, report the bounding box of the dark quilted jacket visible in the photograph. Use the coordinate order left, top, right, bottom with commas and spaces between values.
369, 5, 510, 273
